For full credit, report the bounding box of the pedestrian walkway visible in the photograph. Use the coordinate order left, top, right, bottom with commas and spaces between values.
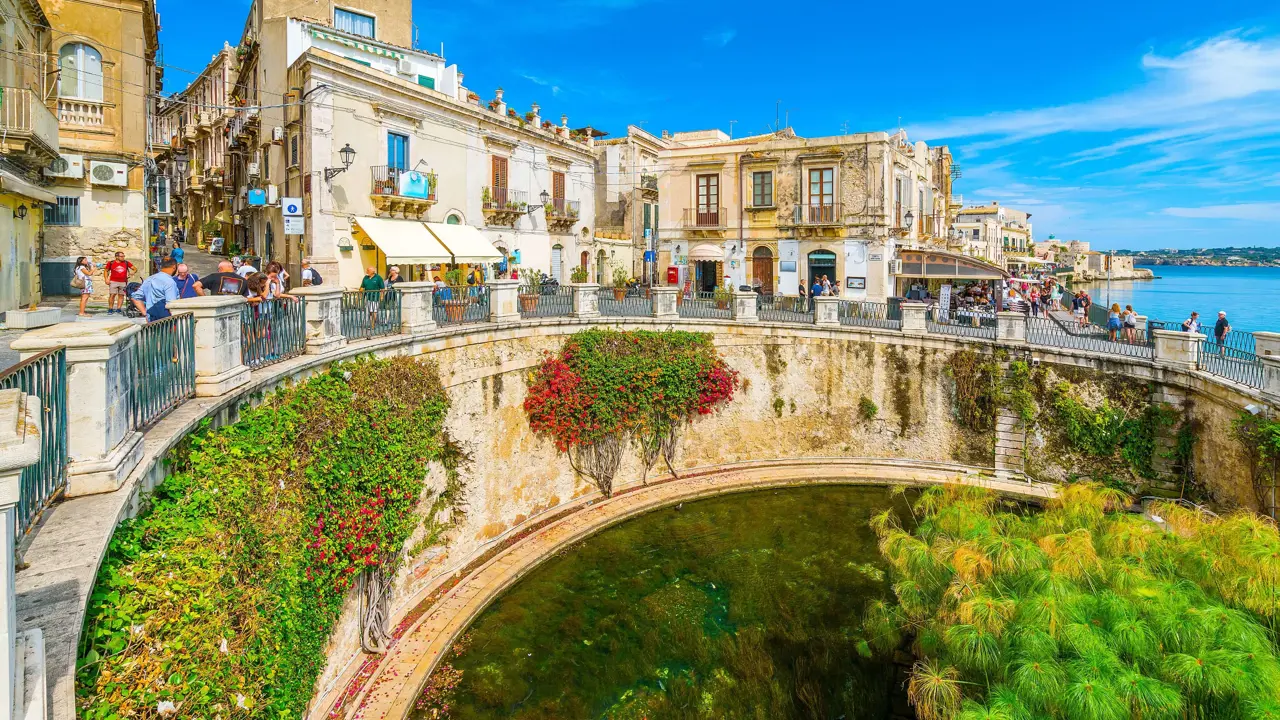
0, 300, 142, 372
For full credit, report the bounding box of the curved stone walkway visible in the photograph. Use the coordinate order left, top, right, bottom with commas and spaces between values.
341, 457, 1056, 720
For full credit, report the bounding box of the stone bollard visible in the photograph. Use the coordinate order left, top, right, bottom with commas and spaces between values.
11, 321, 143, 496
899, 301, 928, 336
732, 290, 758, 322
167, 295, 252, 397
571, 283, 600, 319
0, 390, 41, 718
1152, 329, 1204, 372
396, 282, 437, 335
1255, 332, 1280, 359
650, 287, 678, 320
997, 311, 1027, 344
487, 280, 521, 324
1256, 333, 1280, 399
813, 296, 840, 327
1135, 314, 1149, 335
291, 285, 346, 354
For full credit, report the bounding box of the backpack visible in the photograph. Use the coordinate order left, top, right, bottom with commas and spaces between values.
308, 268, 324, 285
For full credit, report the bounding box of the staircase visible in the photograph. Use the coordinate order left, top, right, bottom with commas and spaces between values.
994, 357, 1028, 477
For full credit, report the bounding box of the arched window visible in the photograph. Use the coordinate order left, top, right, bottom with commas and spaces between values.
445, 213, 462, 225
59, 43, 103, 101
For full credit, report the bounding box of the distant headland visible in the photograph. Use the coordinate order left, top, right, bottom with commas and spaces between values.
1110, 247, 1280, 267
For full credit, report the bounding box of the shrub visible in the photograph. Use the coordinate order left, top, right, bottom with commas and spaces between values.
570, 265, 589, 283
859, 396, 879, 421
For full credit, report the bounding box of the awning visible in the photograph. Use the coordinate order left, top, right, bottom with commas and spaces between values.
0, 170, 56, 203
310, 29, 406, 59
897, 249, 1010, 280
424, 223, 504, 263
353, 216, 453, 263
689, 244, 723, 261
1007, 256, 1052, 265
214, 210, 232, 224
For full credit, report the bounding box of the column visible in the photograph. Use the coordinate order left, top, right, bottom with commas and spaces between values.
1254, 331, 1280, 358
167, 296, 252, 397
813, 296, 840, 327
291, 285, 347, 354
396, 282, 437, 335
1256, 333, 1280, 399
997, 311, 1027, 344
650, 287, 678, 320
0, 390, 41, 720
1152, 329, 1203, 372
731, 290, 758, 322
900, 301, 928, 336
11, 321, 143, 497
571, 283, 600, 319
487, 280, 521, 324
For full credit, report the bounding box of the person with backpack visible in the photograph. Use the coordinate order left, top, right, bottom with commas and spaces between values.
300, 259, 323, 286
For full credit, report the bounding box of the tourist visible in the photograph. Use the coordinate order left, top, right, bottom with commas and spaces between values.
103, 251, 135, 315
235, 256, 258, 278
1029, 288, 1040, 317
175, 264, 202, 299
170, 240, 185, 265
131, 258, 180, 322
821, 275, 832, 296
798, 279, 808, 308
810, 278, 824, 312
201, 260, 248, 296
1122, 305, 1138, 344
386, 265, 404, 287
1213, 311, 1231, 353
360, 266, 386, 329
1182, 311, 1202, 334
265, 261, 289, 298
73, 256, 95, 317
300, 259, 323, 286
1107, 303, 1123, 342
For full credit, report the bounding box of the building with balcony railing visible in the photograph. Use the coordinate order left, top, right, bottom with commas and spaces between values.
593, 127, 664, 282
954, 202, 1035, 270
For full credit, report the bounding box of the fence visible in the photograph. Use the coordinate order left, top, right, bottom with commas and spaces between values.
240, 298, 306, 370
0, 348, 67, 540
597, 288, 653, 317
127, 313, 196, 430
1027, 316, 1154, 360
1198, 340, 1264, 389
678, 291, 732, 320
926, 307, 997, 340
433, 286, 489, 326
758, 295, 813, 324
342, 288, 403, 339
839, 301, 900, 330
518, 284, 572, 319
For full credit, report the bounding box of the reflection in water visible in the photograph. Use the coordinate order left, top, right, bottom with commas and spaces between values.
413, 486, 913, 720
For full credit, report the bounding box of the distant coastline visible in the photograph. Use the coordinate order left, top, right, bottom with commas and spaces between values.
1111, 246, 1280, 268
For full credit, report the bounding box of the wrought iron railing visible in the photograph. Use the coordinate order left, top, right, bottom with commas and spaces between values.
1198, 341, 1264, 389
371, 166, 437, 200
597, 288, 652, 317
433, 286, 489, 326
678, 291, 732, 320
518, 284, 572, 318
0, 348, 67, 540
758, 294, 813, 324
240, 298, 306, 370
342, 288, 403, 339
547, 198, 581, 219
127, 313, 196, 430
799, 202, 841, 225
682, 207, 724, 229
839, 300, 900, 330
1027, 316, 1154, 360
481, 187, 528, 211
926, 307, 997, 340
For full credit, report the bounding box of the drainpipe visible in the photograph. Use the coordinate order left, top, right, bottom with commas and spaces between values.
737, 150, 745, 288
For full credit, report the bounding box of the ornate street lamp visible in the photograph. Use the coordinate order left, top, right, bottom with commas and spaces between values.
324, 143, 356, 181
526, 189, 552, 215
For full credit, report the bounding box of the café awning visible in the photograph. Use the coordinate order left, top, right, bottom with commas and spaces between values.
689, 244, 723, 261
897, 249, 1010, 280
352, 216, 453, 264
1007, 256, 1052, 265
424, 222, 505, 263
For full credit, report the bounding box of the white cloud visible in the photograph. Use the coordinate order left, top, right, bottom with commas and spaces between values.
704, 29, 736, 47
1162, 202, 1280, 221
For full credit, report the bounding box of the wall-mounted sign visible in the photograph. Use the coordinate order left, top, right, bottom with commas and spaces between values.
780, 261, 797, 273
869, 253, 883, 262
846, 276, 866, 290
282, 197, 303, 217
284, 216, 305, 235
643, 250, 656, 263
247, 188, 267, 206
674, 255, 688, 266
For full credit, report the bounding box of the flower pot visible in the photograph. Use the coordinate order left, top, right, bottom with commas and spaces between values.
519, 293, 540, 312
715, 300, 729, 310
613, 288, 627, 301
444, 299, 467, 322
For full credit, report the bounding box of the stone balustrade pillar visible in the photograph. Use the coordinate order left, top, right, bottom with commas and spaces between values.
997, 311, 1027, 344
813, 296, 840, 328
396, 282, 437, 335
1152, 329, 1204, 372
1254, 332, 1280, 359
650, 287, 678, 320
291, 285, 347, 354
487, 280, 521, 324
0, 390, 41, 720
1135, 314, 1149, 334
167, 296, 252, 397
1256, 333, 1280, 399
571, 283, 600, 319
11, 321, 143, 496
732, 290, 758, 322
900, 301, 928, 336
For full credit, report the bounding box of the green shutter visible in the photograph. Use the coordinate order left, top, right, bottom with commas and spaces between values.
643, 203, 651, 231
417, 75, 435, 90
345, 56, 372, 67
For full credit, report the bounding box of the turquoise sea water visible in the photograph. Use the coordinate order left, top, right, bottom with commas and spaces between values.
1079, 265, 1280, 333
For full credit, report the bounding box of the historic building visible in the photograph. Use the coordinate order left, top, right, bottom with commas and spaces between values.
594, 125, 663, 283
953, 201, 1035, 268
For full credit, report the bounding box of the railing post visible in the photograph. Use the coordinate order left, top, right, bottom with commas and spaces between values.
396, 282, 437, 335
650, 287, 679, 320
0, 390, 41, 720
813, 296, 840, 327
487, 280, 521, 324
732, 290, 758, 322
10, 321, 142, 497
997, 311, 1027, 344
1256, 333, 1280, 398
1254, 332, 1280, 359
900, 301, 928, 336
1152, 329, 1203, 372
292, 286, 347, 354
168, 296, 252, 397
571, 283, 600, 319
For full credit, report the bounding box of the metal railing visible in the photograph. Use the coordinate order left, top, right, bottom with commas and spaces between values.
926, 307, 997, 340
1027, 316, 1154, 360
678, 291, 732, 320
799, 202, 841, 225
342, 288, 403, 339
240, 298, 306, 370
0, 349, 67, 540
518, 285, 572, 318
547, 198, 580, 219
682, 207, 724, 229
482, 187, 528, 211
1199, 341, 1264, 389
597, 288, 652, 317
839, 300, 900, 330
433, 286, 489, 326
0, 86, 59, 158
758, 295, 813, 324
371, 166, 437, 200
127, 313, 196, 430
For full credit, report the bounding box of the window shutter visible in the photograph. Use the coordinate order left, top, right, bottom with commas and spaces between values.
552, 171, 565, 200
492, 156, 508, 189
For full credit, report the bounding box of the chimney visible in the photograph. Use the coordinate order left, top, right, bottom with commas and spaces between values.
530, 102, 541, 128
494, 87, 506, 116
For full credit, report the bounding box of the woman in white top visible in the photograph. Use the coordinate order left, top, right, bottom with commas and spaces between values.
74, 256, 94, 317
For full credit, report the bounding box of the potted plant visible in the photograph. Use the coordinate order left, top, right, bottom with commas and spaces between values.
612, 266, 629, 301
519, 269, 543, 312
570, 265, 589, 284
713, 284, 731, 310
442, 268, 468, 322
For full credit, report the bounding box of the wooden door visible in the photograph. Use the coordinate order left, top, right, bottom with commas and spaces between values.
752, 254, 774, 295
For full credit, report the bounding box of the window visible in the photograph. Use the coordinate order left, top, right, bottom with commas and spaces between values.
387, 132, 409, 170
696, 174, 718, 211
751, 171, 773, 207
972, 229, 979, 239
46, 197, 80, 226
334, 8, 376, 39
446, 214, 462, 225
58, 43, 103, 101
490, 156, 509, 205
552, 170, 565, 213
808, 168, 834, 223
289, 135, 299, 167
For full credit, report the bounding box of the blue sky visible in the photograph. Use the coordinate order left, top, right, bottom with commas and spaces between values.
159, 0, 1280, 251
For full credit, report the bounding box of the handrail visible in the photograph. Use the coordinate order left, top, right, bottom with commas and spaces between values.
127, 313, 197, 430
0, 348, 67, 540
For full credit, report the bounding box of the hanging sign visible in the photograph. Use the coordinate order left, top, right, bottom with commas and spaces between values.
284, 216, 305, 235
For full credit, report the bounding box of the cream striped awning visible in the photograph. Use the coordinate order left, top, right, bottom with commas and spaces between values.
310, 29, 406, 60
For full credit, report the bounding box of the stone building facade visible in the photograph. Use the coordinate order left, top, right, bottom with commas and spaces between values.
594, 125, 663, 282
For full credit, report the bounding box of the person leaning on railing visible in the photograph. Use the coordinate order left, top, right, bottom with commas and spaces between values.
360, 266, 386, 329
131, 258, 180, 322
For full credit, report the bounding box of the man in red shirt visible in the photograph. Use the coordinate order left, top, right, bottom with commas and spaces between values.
103, 251, 135, 314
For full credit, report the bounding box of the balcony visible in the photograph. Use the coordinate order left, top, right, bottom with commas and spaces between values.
639, 173, 658, 198
195, 111, 214, 134
681, 207, 725, 236
544, 198, 580, 233
57, 99, 105, 128
370, 166, 437, 219
798, 202, 841, 226
0, 87, 59, 166
482, 187, 527, 227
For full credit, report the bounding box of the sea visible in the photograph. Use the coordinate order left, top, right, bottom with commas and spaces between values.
1077, 265, 1279, 333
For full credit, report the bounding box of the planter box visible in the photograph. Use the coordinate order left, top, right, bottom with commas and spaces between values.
5, 307, 62, 329
518, 294, 539, 313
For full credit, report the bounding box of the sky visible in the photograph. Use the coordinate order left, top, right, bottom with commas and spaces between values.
158, 0, 1280, 251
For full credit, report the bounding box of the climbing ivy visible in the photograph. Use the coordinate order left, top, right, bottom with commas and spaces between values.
1232, 410, 1280, 511
944, 349, 1002, 433
1050, 382, 1177, 481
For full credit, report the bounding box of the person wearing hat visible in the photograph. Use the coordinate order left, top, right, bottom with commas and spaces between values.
1213, 311, 1231, 354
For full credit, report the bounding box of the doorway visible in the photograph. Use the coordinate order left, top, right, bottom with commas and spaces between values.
695, 260, 719, 292
752, 247, 774, 295
807, 250, 837, 291
580, 250, 589, 278
596, 249, 607, 285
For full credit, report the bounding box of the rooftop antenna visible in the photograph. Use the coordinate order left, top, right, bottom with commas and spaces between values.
729, 119, 737, 138
841, 121, 849, 135
775, 100, 780, 132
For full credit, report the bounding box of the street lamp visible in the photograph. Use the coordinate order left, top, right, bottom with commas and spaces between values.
14, 204, 27, 220
526, 189, 552, 215
324, 143, 356, 181
903, 209, 914, 230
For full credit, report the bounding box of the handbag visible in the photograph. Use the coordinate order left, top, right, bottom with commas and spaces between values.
70, 274, 85, 290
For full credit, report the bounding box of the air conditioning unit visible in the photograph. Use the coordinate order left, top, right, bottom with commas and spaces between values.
397, 58, 414, 74
89, 161, 128, 187
272, 126, 285, 143
248, 162, 260, 177
266, 184, 279, 204
45, 153, 85, 179
891, 259, 903, 275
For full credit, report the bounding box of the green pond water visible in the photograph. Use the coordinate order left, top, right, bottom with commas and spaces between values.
413, 485, 912, 720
